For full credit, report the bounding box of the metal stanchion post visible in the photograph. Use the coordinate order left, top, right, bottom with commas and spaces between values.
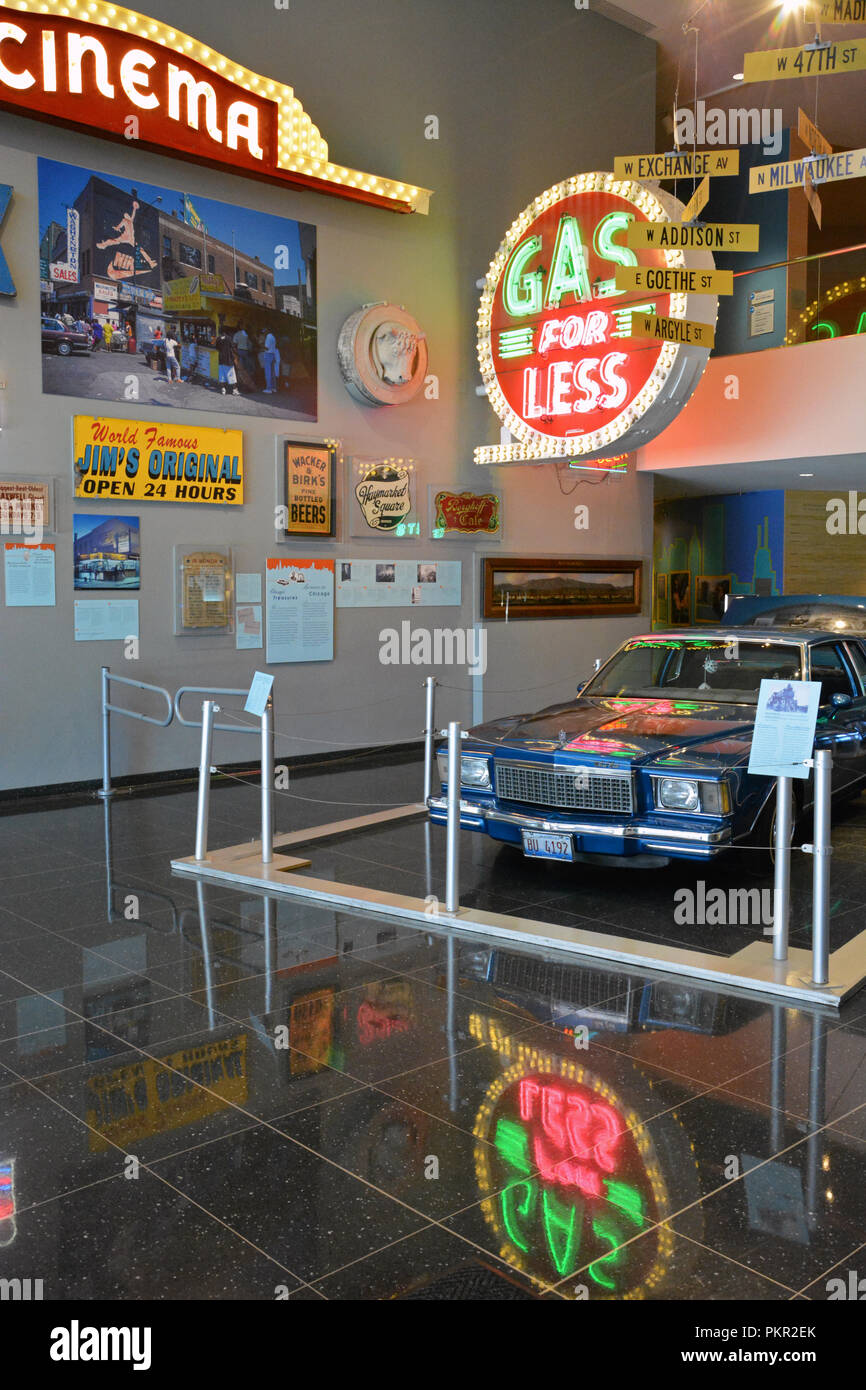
98, 666, 114, 800
423, 676, 437, 804
810, 748, 833, 985
772, 775, 792, 961
445, 720, 461, 914
194, 699, 218, 862
261, 694, 274, 865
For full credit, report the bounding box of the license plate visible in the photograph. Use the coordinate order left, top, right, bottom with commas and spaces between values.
521, 831, 574, 861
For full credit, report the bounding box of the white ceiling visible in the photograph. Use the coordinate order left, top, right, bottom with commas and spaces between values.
653, 453, 866, 496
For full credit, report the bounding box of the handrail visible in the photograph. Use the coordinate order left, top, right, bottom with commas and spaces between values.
104, 670, 174, 727
99, 665, 173, 800
174, 685, 256, 734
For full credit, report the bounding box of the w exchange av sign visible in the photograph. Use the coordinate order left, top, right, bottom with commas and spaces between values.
475, 173, 718, 466
0, 0, 430, 214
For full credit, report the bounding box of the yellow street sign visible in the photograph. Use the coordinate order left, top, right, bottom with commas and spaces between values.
749, 146, 866, 192
807, 1, 866, 22
627, 221, 760, 252
680, 176, 710, 223
615, 265, 734, 296
613, 150, 740, 180
743, 36, 866, 81
798, 108, 833, 156
804, 165, 824, 227
632, 313, 715, 349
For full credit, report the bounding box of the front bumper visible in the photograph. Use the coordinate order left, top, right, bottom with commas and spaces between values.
427, 795, 732, 860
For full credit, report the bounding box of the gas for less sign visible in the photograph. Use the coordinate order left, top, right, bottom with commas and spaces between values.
73, 416, 243, 504
475, 172, 718, 466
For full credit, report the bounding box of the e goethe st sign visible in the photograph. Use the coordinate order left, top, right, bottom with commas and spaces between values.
475, 173, 718, 465
0, 0, 430, 214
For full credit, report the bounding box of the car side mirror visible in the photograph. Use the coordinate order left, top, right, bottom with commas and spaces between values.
576, 680, 587, 696
831, 692, 853, 713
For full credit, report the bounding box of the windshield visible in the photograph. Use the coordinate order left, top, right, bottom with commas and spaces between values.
584, 638, 803, 705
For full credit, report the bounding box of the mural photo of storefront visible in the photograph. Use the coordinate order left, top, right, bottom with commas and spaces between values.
39, 158, 317, 421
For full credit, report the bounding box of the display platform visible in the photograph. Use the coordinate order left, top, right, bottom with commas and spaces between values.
171, 804, 866, 1009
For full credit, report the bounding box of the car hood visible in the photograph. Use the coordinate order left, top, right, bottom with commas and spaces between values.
469, 696, 755, 767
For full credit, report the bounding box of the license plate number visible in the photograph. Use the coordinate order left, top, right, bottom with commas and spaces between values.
521, 831, 574, 861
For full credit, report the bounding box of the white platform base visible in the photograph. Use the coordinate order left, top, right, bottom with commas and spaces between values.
171, 805, 863, 1009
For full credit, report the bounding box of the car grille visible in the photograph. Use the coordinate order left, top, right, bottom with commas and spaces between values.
489, 954, 632, 1012
494, 761, 633, 814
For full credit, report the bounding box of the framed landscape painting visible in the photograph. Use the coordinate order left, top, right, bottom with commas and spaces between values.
482, 558, 642, 620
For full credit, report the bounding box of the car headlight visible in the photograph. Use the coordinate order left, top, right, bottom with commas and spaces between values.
436, 752, 491, 790
657, 777, 700, 811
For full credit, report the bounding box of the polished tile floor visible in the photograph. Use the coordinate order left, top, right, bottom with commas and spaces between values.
1, 752, 865, 1300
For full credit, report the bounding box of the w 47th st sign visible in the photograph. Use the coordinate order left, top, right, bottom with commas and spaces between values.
0, 184, 15, 296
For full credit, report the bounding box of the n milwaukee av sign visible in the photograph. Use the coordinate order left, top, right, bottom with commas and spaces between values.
0, 0, 430, 214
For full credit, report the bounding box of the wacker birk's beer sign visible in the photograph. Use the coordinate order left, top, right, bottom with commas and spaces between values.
0, 0, 430, 213
73, 416, 243, 504
475, 172, 718, 466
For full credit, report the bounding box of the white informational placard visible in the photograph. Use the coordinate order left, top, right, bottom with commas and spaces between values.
74, 599, 140, 643
244, 671, 274, 716
266, 557, 334, 664
748, 678, 822, 779
4, 543, 56, 606
749, 287, 775, 338
336, 559, 461, 608
236, 604, 263, 649
236, 572, 262, 604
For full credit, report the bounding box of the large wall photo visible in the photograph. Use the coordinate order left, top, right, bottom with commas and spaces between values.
39, 156, 317, 421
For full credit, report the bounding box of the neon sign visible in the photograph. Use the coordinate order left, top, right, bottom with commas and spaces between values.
0, 1, 430, 215
469, 1014, 692, 1298
475, 173, 717, 465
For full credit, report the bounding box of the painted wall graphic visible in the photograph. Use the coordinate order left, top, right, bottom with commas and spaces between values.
653, 490, 784, 627
38, 157, 317, 421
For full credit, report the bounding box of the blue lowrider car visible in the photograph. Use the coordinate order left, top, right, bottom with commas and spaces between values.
429, 612, 866, 864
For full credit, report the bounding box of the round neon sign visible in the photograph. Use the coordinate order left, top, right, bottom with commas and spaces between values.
476, 172, 718, 464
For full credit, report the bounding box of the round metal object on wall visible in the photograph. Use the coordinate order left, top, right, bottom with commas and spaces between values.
337, 302, 428, 406
476, 172, 719, 464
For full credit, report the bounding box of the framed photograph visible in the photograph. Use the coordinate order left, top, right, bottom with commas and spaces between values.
482, 558, 642, 620
73, 513, 140, 590
669, 570, 691, 626
655, 572, 668, 622
695, 574, 731, 624
277, 439, 337, 539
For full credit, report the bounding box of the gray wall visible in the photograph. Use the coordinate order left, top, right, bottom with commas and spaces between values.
0, 0, 656, 792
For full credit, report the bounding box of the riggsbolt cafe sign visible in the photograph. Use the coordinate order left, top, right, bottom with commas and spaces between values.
0, 0, 430, 214
474, 172, 719, 465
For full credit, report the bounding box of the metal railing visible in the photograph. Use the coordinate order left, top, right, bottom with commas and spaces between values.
174, 685, 257, 733
99, 666, 173, 800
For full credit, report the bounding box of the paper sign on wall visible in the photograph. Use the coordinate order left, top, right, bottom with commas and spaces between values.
266, 558, 334, 664
4, 543, 55, 606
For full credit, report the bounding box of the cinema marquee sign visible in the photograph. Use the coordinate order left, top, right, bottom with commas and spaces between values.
475, 173, 718, 466
0, 0, 430, 214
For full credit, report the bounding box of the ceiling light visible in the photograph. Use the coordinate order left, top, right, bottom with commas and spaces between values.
733, 72, 744, 80
799, 472, 814, 477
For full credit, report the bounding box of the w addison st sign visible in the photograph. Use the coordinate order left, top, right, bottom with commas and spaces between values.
475, 173, 718, 465
0, 0, 430, 214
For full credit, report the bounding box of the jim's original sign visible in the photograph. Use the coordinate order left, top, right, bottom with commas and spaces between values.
74, 416, 243, 504
0, 1, 430, 214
